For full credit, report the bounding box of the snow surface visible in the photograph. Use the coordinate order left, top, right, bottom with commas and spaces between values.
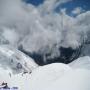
29, 63, 72, 90
0, 63, 90, 90
0, 45, 38, 74
43, 69, 90, 90
0, 46, 90, 90
69, 56, 90, 70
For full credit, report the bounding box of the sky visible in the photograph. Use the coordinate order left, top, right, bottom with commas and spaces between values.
25, 0, 44, 6
25, 0, 90, 9
25, 0, 90, 16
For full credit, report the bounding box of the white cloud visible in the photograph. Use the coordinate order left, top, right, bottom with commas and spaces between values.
38, 0, 72, 13
2, 27, 19, 46
0, 0, 90, 61
72, 7, 84, 15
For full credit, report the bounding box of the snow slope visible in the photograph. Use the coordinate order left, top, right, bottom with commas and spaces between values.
0, 45, 38, 74
29, 63, 72, 90
69, 56, 90, 70
43, 69, 90, 90
0, 63, 71, 90
0, 46, 90, 90
29, 58, 90, 90
0, 62, 90, 90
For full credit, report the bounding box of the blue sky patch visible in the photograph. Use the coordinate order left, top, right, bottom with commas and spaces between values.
55, 0, 90, 16
24, 0, 44, 6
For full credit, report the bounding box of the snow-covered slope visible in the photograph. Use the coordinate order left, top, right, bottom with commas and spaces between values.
43, 69, 90, 90
0, 69, 32, 90
0, 62, 89, 90
0, 45, 38, 74
0, 63, 71, 90
69, 56, 90, 70
0, 46, 90, 90
29, 63, 72, 90
29, 59, 90, 90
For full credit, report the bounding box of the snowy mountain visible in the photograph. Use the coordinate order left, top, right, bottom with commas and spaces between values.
0, 45, 90, 90
0, 45, 38, 74
0, 55, 90, 90
0, 0, 90, 90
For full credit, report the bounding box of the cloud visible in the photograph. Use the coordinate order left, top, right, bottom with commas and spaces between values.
38, 0, 72, 13
0, 0, 90, 62
72, 7, 84, 15
2, 27, 19, 46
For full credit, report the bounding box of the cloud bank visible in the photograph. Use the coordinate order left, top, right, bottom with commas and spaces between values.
0, 0, 90, 63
